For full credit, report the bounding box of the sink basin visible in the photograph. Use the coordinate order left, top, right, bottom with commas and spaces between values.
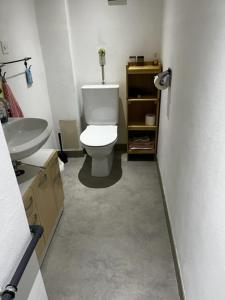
2, 118, 52, 161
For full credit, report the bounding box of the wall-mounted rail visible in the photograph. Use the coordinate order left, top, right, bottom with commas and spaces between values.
0, 57, 31, 68
1, 225, 43, 300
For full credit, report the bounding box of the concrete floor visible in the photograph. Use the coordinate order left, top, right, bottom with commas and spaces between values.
41, 153, 180, 300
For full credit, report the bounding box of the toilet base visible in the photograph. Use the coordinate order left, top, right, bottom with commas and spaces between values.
91, 151, 114, 177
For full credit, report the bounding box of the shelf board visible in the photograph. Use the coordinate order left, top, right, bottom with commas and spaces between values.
128, 123, 158, 131
127, 148, 156, 155
127, 63, 161, 74
128, 96, 159, 102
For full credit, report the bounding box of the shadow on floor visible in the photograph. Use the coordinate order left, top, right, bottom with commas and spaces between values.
78, 151, 122, 188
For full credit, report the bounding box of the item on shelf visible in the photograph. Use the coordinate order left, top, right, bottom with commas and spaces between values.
145, 114, 155, 126
136, 56, 144, 66
129, 56, 136, 64
153, 60, 159, 66
153, 52, 159, 66
129, 136, 154, 150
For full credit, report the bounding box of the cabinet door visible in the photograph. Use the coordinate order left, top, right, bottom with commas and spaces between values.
48, 153, 64, 212
23, 188, 45, 260
52, 171, 64, 212
32, 170, 58, 242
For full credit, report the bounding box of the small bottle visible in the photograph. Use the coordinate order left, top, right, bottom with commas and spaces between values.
153, 52, 159, 66
129, 56, 136, 65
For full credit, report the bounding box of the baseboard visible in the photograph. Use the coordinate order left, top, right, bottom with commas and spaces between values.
156, 160, 185, 300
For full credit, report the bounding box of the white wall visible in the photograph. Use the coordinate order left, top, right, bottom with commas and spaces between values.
68, 0, 163, 142
158, 1, 225, 299
34, 0, 80, 146
35, 0, 163, 144
0, 123, 47, 299
0, 0, 56, 147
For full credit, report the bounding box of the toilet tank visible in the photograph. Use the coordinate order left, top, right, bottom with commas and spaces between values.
82, 84, 119, 125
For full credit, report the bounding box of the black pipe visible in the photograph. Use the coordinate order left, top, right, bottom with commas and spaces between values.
2, 225, 43, 300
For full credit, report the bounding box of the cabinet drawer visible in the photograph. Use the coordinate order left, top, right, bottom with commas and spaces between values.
23, 189, 37, 221
35, 170, 48, 189
23, 189, 35, 218
32, 169, 58, 241
26, 211, 45, 259
23, 188, 46, 260
44, 151, 58, 171
46, 152, 64, 212
49, 153, 60, 179
52, 171, 64, 211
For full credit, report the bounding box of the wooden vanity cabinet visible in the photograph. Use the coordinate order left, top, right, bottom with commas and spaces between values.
22, 151, 64, 264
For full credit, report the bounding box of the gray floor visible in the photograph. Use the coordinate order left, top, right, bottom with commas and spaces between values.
41, 153, 180, 300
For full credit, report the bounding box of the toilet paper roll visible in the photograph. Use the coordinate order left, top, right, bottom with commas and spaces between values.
154, 75, 167, 90
145, 114, 155, 126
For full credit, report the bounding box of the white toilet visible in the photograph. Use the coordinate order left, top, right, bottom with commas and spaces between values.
80, 84, 119, 177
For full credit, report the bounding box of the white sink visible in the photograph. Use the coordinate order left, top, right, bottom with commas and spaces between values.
2, 118, 52, 161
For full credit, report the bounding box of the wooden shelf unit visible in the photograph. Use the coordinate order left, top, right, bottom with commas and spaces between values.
126, 61, 161, 157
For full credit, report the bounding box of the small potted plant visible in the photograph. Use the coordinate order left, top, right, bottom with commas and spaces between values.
98, 48, 106, 66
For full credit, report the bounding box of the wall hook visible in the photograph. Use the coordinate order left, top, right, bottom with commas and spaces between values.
0, 69, 6, 79
0, 64, 5, 78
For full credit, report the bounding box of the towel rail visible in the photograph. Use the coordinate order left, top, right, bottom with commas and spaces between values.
1, 225, 43, 300
0, 57, 31, 68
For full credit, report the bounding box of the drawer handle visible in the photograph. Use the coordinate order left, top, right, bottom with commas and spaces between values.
25, 197, 33, 216
39, 174, 48, 187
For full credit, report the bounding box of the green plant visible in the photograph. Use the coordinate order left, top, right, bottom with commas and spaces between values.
98, 48, 106, 57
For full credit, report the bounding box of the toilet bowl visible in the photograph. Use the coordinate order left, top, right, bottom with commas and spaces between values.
80, 125, 117, 177
80, 84, 119, 177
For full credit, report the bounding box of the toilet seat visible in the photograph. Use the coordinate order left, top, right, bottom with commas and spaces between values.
80, 125, 117, 147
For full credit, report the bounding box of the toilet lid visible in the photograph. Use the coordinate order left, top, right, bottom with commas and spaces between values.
80, 125, 117, 147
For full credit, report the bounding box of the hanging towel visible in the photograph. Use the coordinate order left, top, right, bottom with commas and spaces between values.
25, 66, 33, 86
2, 78, 24, 118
